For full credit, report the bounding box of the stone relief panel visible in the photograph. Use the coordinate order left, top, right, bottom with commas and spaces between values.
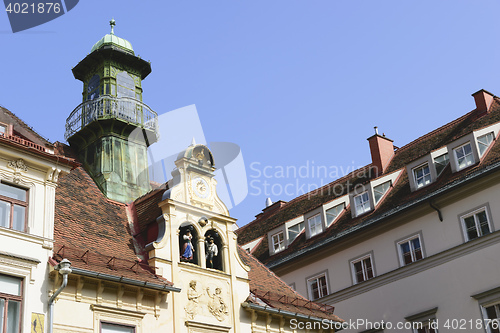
183, 279, 229, 323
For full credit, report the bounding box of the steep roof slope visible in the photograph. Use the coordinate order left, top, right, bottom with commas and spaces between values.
239, 247, 342, 322
237, 95, 500, 267
53, 146, 172, 287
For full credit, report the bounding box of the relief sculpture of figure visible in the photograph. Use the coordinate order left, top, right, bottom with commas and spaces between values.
206, 287, 228, 321
181, 230, 194, 262
185, 280, 202, 319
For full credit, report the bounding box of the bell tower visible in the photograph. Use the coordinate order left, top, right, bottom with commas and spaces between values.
65, 20, 158, 203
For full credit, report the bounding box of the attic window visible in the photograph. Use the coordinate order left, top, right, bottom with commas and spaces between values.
287, 222, 304, 242
434, 153, 449, 176
477, 132, 494, 157
0, 124, 5, 136
354, 192, 370, 216
326, 204, 344, 226
308, 214, 323, 237
373, 181, 391, 203
271, 231, 285, 253
413, 164, 431, 189
454, 142, 475, 170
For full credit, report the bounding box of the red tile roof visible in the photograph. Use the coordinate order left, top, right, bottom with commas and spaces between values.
236, 96, 500, 267
53, 155, 173, 287
239, 247, 342, 322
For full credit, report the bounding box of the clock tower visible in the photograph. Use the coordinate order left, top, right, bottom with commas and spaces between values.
65, 20, 158, 203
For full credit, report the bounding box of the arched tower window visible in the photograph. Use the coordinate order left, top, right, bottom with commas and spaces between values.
86, 74, 100, 101
205, 229, 223, 271
179, 225, 198, 265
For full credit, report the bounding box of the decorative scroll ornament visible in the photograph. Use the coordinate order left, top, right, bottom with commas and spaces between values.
7, 159, 28, 183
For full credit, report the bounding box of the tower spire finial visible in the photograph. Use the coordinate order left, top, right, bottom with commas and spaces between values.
110, 18, 116, 35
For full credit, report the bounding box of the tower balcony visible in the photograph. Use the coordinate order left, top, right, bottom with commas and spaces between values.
65, 95, 159, 147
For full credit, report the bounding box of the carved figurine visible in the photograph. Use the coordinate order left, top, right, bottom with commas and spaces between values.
205, 237, 218, 269
181, 230, 194, 262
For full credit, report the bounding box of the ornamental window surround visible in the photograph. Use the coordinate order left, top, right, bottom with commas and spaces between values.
0, 182, 28, 233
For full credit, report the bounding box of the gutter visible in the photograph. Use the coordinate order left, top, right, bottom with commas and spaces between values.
241, 301, 339, 323
70, 267, 181, 293
267, 159, 500, 269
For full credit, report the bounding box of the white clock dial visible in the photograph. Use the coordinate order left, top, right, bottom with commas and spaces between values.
192, 177, 210, 199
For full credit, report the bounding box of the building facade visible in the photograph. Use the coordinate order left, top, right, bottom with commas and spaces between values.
237, 90, 500, 332
0, 108, 75, 333
0, 21, 343, 333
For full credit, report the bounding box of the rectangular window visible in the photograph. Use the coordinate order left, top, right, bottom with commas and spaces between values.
434, 153, 449, 176
325, 204, 344, 226
461, 207, 492, 241
482, 303, 500, 333
351, 254, 374, 284
415, 323, 438, 333
287, 222, 304, 242
373, 181, 391, 203
271, 231, 284, 253
413, 164, 431, 189
454, 142, 474, 170
308, 214, 322, 237
478, 132, 495, 157
0, 125, 5, 136
101, 323, 135, 333
0, 274, 22, 333
307, 273, 328, 300
398, 235, 423, 266
0, 183, 28, 232
354, 192, 370, 216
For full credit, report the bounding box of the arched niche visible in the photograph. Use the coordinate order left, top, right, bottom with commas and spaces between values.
204, 229, 223, 271
179, 224, 199, 265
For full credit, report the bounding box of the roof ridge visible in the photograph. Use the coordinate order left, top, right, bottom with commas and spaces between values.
0, 105, 52, 145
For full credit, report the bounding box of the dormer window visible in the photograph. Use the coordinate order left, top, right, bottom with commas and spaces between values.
354, 192, 370, 216
454, 142, 474, 170
287, 222, 304, 242
0, 124, 5, 136
477, 132, 494, 156
434, 153, 449, 175
413, 164, 431, 189
271, 231, 285, 253
373, 181, 391, 203
326, 204, 344, 226
308, 214, 323, 237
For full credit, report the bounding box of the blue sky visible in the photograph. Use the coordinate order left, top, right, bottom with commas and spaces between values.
1, 1, 500, 226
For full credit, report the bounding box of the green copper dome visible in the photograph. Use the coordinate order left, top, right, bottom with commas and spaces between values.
90, 19, 134, 55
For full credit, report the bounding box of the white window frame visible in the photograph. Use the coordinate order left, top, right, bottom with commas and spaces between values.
306, 272, 329, 301
453, 142, 475, 170
271, 231, 285, 253
287, 222, 304, 243
307, 214, 323, 237
459, 205, 493, 242
0, 274, 22, 333
397, 234, 424, 266
101, 322, 136, 333
350, 253, 375, 284
477, 132, 495, 157
412, 163, 432, 189
354, 191, 371, 216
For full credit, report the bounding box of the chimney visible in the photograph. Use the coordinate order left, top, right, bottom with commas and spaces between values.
367, 127, 394, 176
472, 89, 495, 115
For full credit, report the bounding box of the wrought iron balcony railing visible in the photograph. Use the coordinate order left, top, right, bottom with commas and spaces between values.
65, 95, 159, 141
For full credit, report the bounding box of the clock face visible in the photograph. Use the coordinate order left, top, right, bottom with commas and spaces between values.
192, 177, 211, 199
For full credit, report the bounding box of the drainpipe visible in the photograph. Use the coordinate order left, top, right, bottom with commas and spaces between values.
48, 259, 72, 333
